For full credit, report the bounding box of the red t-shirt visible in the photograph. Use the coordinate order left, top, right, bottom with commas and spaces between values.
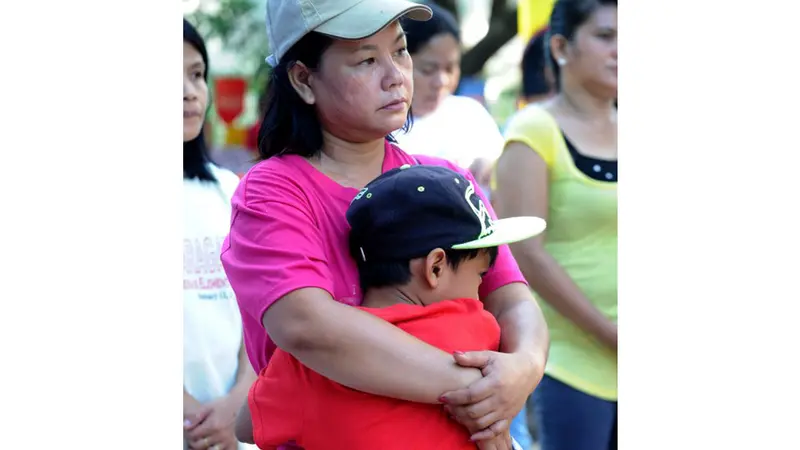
248, 298, 501, 450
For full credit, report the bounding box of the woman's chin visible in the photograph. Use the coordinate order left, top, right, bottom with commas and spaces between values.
374, 116, 410, 135
183, 122, 203, 142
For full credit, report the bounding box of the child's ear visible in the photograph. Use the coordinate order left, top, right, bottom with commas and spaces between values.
422, 248, 447, 289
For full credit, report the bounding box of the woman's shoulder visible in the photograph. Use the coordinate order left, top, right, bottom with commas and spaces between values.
439, 95, 497, 124
234, 155, 313, 204
242, 154, 318, 181
385, 142, 463, 173
411, 154, 473, 178
206, 164, 241, 194
502, 104, 563, 167
442, 94, 488, 113
504, 103, 559, 134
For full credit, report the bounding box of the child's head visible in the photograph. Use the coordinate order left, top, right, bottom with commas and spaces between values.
346, 165, 546, 305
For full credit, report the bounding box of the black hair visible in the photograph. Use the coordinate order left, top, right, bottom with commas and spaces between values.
257, 31, 413, 161
521, 30, 553, 98
401, 1, 460, 55
546, 0, 617, 91
355, 247, 499, 293
183, 19, 217, 182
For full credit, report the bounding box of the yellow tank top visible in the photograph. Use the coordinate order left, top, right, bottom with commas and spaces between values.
501, 106, 617, 400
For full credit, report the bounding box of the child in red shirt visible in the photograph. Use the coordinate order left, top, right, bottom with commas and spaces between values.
247, 165, 546, 450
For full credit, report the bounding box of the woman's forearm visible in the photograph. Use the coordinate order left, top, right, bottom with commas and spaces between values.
514, 245, 616, 349
184, 388, 201, 411
265, 288, 482, 403
483, 282, 549, 364
235, 397, 255, 444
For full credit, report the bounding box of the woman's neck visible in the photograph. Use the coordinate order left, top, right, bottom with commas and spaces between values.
313, 131, 387, 190
555, 82, 616, 124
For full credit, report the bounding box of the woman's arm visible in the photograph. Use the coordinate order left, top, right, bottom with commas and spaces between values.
440, 281, 551, 441
223, 164, 482, 412
185, 338, 258, 449
235, 398, 254, 444
265, 287, 483, 403
230, 335, 257, 401
183, 388, 210, 426
494, 142, 617, 349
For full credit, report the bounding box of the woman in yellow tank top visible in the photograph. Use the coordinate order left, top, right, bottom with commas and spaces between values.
493, 0, 617, 449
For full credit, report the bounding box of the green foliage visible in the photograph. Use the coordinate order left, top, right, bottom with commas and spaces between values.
186, 0, 271, 92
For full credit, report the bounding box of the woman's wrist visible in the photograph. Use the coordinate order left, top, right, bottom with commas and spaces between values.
512, 348, 546, 388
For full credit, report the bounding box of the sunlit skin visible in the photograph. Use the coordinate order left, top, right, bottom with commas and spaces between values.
291, 22, 414, 143
183, 42, 208, 142
551, 5, 617, 99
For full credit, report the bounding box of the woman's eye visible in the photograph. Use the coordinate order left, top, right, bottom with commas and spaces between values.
360, 58, 376, 66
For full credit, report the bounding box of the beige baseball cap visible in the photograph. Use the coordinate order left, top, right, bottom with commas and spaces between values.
265, 0, 433, 67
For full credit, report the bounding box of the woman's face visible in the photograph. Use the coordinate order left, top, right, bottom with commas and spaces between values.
558, 5, 618, 97
183, 42, 208, 142
298, 22, 414, 143
410, 33, 461, 117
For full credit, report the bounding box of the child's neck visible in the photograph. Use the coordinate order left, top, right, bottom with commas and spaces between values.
361, 286, 426, 308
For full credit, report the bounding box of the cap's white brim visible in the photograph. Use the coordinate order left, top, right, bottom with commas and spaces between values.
451, 217, 546, 250
265, 0, 431, 67
316, 0, 432, 40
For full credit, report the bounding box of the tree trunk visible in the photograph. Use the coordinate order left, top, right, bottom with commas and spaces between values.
460, 0, 518, 77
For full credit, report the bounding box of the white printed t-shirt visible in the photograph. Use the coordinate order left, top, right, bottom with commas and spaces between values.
183, 164, 244, 405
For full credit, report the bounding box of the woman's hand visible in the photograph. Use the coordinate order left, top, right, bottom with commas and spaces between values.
440, 350, 542, 441
185, 395, 240, 450
476, 431, 516, 450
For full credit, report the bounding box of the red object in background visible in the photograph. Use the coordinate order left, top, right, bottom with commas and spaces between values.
214, 77, 248, 125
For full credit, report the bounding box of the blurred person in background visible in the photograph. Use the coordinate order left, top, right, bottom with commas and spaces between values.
392, 1, 503, 196
492, 0, 617, 449
183, 18, 257, 450
501, 28, 557, 450
519, 29, 556, 109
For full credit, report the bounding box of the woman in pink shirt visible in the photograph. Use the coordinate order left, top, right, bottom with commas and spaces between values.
221, 1, 550, 448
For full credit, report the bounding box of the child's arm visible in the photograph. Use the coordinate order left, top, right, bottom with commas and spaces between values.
235, 398, 254, 444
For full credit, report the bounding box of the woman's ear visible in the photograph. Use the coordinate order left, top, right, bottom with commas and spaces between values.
549, 34, 570, 67
288, 62, 316, 105
422, 248, 447, 289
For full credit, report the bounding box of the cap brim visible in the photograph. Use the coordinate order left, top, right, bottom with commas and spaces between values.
316, 0, 432, 40
451, 217, 547, 250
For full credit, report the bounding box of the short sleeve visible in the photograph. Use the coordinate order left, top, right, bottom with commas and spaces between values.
249, 351, 306, 449
502, 106, 560, 168
220, 162, 334, 326
412, 155, 527, 299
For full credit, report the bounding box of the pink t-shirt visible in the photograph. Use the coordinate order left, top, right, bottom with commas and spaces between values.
220, 140, 526, 373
